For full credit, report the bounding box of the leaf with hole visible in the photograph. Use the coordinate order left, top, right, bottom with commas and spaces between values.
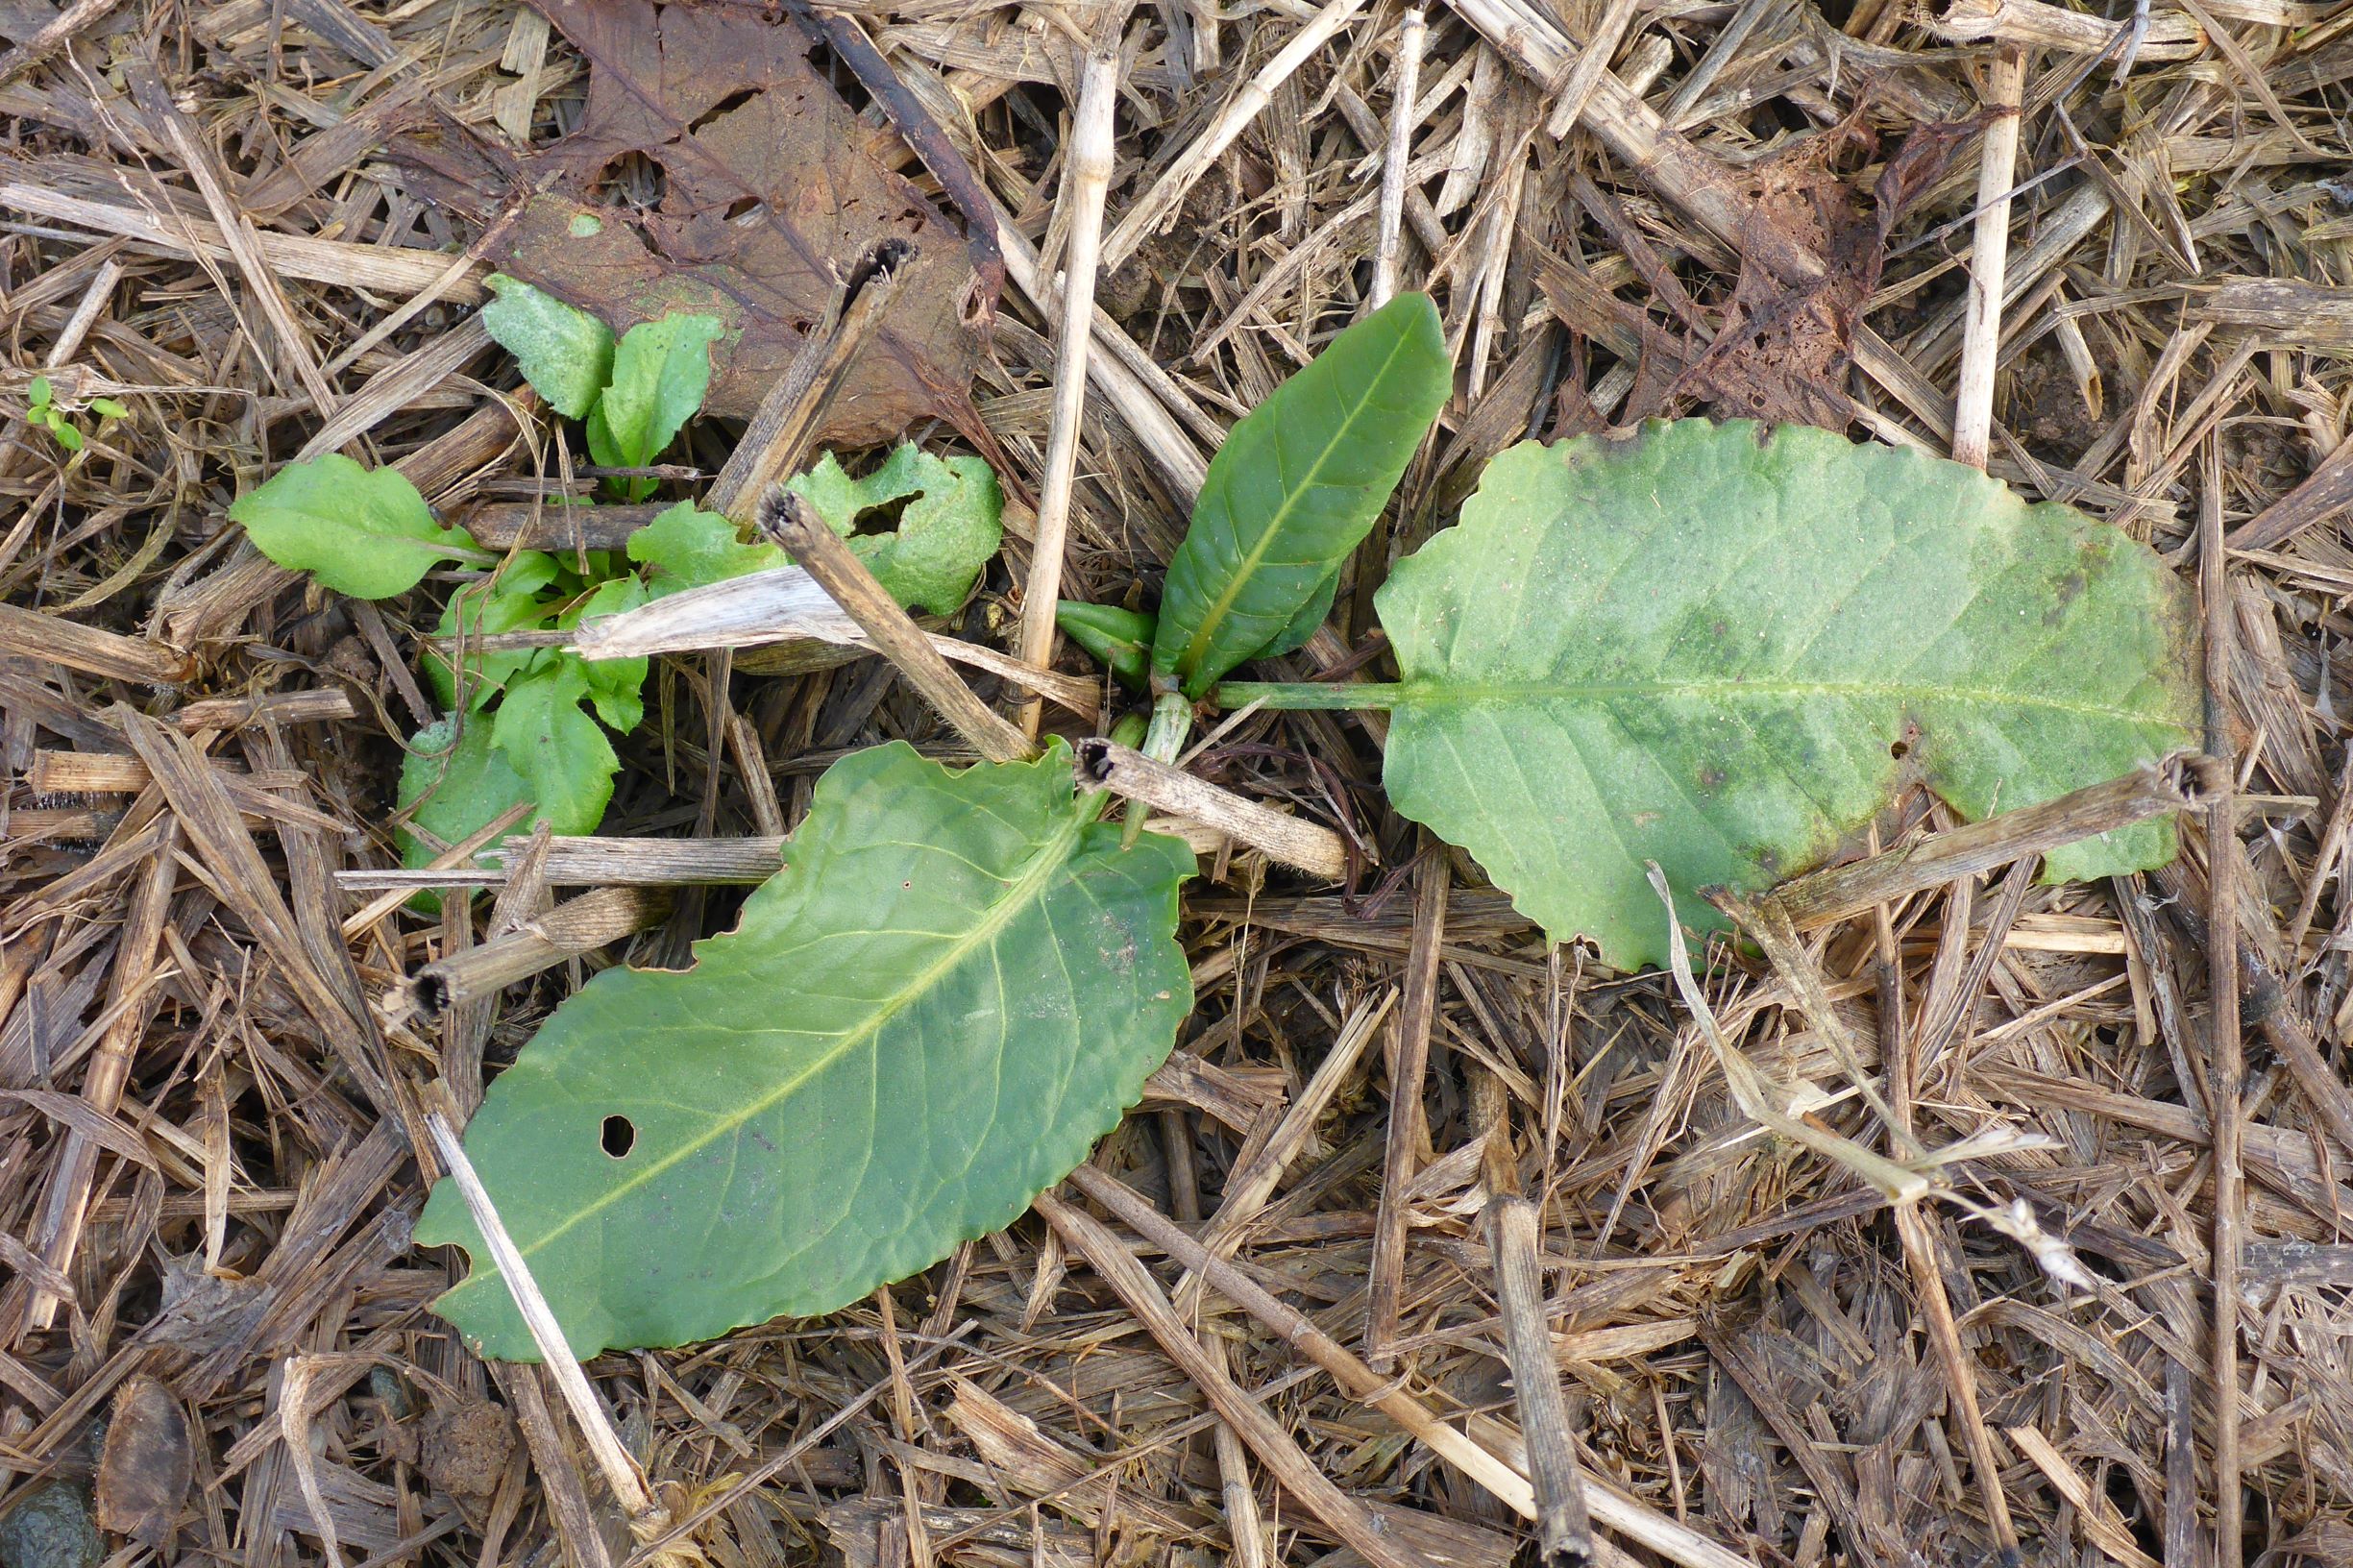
784, 445, 1004, 614
231, 455, 480, 600
1332, 420, 2198, 968
1151, 291, 1450, 698
415, 739, 1194, 1359
481, 275, 615, 420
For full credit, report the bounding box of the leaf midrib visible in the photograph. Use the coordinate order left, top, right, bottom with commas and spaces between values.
491, 802, 1090, 1267
1170, 326, 1424, 687
1364, 677, 2192, 728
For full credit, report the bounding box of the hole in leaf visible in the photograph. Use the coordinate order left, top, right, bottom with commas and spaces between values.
586, 152, 668, 210
724, 196, 765, 223
803, 37, 873, 115
688, 87, 758, 135
1889, 740, 1909, 759
849, 496, 912, 537
601, 1115, 636, 1158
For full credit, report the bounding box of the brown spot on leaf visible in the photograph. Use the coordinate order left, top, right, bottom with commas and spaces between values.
95, 1378, 192, 1549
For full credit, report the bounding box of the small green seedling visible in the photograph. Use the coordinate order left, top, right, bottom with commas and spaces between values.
233, 284, 1005, 889
23, 376, 128, 453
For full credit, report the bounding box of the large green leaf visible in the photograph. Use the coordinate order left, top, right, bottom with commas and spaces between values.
1152, 292, 1450, 698
1366, 421, 2198, 969
415, 740, 1195, 1360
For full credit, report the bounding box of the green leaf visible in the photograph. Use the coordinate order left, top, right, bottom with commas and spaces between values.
481, 275, 616, 421
88, 397, 129, 420
565, 576, 650, 731
1367, 420, 2198, 969
397, 716, 535, 873
783, 445, 1004, 613
1152, 292, 1450, 698
425, 557, 561, 712
626, 501, 788, 597
1056, 601, 1155, 693
48, 419, 80, 452
1257, 568, 1340, 660
491, 658, 619, 837
585, 313, 724, 471
414, 739, 1194, 1360
230, 454, 478, 600
27, 375, 51, 410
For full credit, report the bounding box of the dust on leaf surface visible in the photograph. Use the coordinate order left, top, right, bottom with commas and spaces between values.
453, 0, 993, 450
1373, 419, 2199, 970
414, 741, 1194, 1360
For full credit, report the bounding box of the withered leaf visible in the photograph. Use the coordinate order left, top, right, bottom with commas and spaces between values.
1674, 115, 1970, 429
94, 1377, 192, 1550
463, 0, 994, 450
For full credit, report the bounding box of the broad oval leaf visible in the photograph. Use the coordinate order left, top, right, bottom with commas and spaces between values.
1152, 292, 1450, 698
1373, 420, 2198, 969
230, 455, 478, 600
415, 740, 1195, 1360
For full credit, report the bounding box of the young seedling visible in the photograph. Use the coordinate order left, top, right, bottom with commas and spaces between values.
23, 375, 128, 453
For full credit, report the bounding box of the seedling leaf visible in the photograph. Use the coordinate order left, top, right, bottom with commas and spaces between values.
481, 275, 616, 421
784, 445, 1004, 613
566, 576, 651, 731
491, 658, 620, 838
1056, 601, 1155, 692
397, 716, 535, 874
585, 313, 725, 473
415, 739, 1195, 1359
230, 454, 479, 599
1152, 292, 1450, 698
626, 501, 788, 597
425, 555, 562, 712
1371, 421, 2199, 968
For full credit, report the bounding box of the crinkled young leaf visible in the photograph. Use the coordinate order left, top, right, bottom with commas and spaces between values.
784, 445, 1003, 613
481, 275, 615, 420
397, 716, 535, 876
585, 313, 724, 472
565, 576, 650, 731
415, 739, 1194, 1360
490, 658, 619, 838
626, 501, 788, 597
425, 555, 563, 712
1153, 292, 1450, 698
1368, 420, 2199, 969
230, 455, 478, 599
